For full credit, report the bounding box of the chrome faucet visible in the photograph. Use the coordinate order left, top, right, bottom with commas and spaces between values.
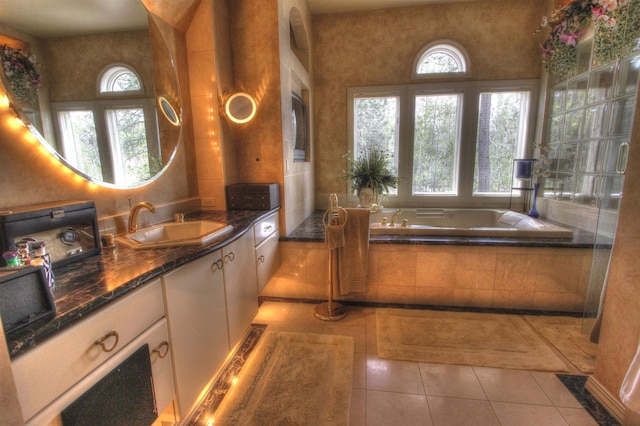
128, 202, 156, 233
390, 208, 402, 227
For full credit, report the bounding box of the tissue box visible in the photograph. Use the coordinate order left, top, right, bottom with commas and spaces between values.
226, 183, 280, 210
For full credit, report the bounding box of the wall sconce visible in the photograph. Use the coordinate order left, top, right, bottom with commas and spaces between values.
157, 94, 181, 127
224, 92, 257, 124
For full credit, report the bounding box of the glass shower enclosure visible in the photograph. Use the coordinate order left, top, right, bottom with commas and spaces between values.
544, 43, 639, 337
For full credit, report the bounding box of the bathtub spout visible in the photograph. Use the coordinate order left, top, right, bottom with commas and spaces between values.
390, 208, 402, 227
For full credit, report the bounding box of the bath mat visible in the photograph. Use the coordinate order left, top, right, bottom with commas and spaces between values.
376, 309, 569, 372
213, 331, 354, 425
524, 316, 597, 374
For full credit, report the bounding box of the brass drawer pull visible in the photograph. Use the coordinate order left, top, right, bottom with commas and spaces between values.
95, 331, 119, 353
257, 255, 265, 264
263, 225, 273, 233
152, 341, 170, 359
224, 251, 235, 263
211, 259, 223, 271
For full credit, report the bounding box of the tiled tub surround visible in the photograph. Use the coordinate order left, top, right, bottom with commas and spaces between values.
266, 211, 595, 313
5, 208, 279, 358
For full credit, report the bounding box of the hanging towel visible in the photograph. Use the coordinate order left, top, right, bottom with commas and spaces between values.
621, 343, 640, 413
337, 208, 371, 296
324, 209, 347, 250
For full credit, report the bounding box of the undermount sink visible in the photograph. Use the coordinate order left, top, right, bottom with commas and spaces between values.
117, 220, 233, 249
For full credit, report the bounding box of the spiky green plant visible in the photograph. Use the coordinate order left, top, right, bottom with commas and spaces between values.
341, 148, 398, 196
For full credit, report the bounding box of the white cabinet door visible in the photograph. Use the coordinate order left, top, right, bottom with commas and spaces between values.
256, 230, 280, 293
162, 251, 229, 420
223, 231, 258, 350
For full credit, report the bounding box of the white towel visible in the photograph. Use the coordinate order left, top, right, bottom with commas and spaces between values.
620, 344, 640, 412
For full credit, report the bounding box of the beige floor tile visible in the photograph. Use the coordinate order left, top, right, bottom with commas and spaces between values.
324, 324, 367, 353
473, 367, 552, 405
427, 396, 500, 426
350, 388, 366, 426
419, 363, 487, 400
491, 401, 569, 426
253, 301, 291, 324
353, 352, 367, 389
366, 390, 432, 426
366, 355, 425, 395
531, 372, 584, 409
557, 407, 599, 426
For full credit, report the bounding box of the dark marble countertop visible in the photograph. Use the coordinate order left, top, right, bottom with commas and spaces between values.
283, 210, 597, 248
6, 208, 279, 358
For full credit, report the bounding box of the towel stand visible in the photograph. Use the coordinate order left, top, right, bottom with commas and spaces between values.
314, 193, 348, 321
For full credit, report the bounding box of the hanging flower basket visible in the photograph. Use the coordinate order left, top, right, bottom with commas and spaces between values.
0, 45, 42, 106
536, 0, 639, 77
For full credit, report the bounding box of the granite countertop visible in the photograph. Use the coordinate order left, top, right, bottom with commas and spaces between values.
7, 208, 278, 358
283, 210, 597, 248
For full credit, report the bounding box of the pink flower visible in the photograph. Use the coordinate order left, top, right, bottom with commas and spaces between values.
560, 32, 580, 46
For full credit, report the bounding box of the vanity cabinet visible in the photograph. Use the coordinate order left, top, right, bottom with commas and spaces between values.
162, 229, 258, 420
254, 212, 280, 293
223, 230, 259, 350
161, 251, 229, 420
10, 279, 171, 423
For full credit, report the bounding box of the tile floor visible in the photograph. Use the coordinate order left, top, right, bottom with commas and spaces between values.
252, 301, 600, 426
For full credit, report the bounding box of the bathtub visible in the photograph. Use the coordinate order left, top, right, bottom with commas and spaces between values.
369, 208, 573, 239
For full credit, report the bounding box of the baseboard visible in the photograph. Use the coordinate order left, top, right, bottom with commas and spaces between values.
585, 376, 626, 423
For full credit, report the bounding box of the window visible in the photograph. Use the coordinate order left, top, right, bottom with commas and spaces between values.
413, 41, 470, 79
473, 91, 531, 195
99, 65, 143, 94
348, 80, 538, 207
412, 93, 462, 194
352, 94, 400, 194
53, 64, 159, 186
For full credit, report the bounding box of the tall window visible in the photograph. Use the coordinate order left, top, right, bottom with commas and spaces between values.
54, 64, 159, 186
412, 93, 462, 194
348, 80, 537, 206
353, 95, 400, 194
473, 91, 530, 195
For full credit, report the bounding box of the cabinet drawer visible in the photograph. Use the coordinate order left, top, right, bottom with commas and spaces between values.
26, 318, 174, 425
12, 279, 165, 421
254, 213, 278, 246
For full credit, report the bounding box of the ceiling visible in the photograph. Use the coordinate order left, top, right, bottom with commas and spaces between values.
0, 0, 480, 39
306, 0, 481, 15
0, 0, 148, 38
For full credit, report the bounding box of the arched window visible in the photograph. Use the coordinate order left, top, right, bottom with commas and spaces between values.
412, 41, 470, 79
99, 64, 143, 94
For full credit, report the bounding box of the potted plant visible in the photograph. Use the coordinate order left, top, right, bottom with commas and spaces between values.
341, 148, 398, 207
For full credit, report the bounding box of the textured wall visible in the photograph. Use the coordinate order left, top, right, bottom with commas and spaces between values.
312, 0, 550, 208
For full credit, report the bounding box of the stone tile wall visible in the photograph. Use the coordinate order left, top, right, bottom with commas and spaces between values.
263, 241, 592, 312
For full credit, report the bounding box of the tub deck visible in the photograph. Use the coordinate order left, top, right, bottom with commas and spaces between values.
284, 210, 596, 248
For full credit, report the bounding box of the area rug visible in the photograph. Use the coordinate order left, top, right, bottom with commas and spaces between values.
524, 315, 597, 374
213, 331, 354, 425
376, 309, 569, 372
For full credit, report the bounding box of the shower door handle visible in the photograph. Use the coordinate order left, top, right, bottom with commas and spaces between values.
616, 142, 629, 174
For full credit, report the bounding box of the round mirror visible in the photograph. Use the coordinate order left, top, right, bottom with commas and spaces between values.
225, 92, 257, 124
0, 0, 182, 188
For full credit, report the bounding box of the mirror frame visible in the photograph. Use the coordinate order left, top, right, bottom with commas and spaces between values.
0, 3, 183, 189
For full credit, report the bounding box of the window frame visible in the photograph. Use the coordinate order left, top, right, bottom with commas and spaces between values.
347, 79, 539, 208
